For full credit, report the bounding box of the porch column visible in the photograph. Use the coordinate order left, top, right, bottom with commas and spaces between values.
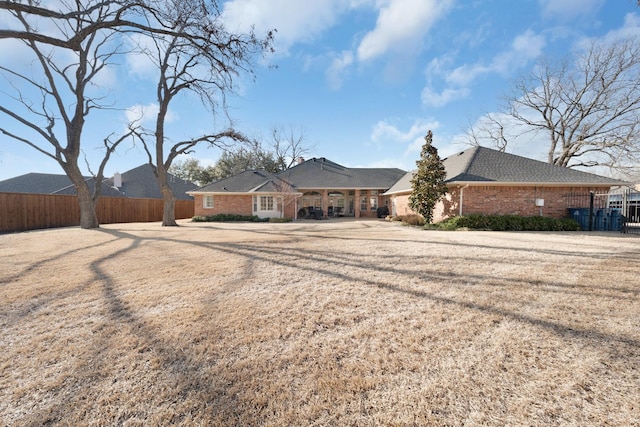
355, 189, 361, 218
322, 189, 329, 218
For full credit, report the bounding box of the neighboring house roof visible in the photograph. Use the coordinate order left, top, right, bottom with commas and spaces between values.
0, 164, 197, 199
103, 164, 197, 200
0, 173, 78, 194
0, 173, 122, 196
385, 146, 626, 195
276, 157, 406, 190
190, 169, 298, 194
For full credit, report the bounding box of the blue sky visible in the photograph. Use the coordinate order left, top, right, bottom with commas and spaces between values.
1, 0, 639, 181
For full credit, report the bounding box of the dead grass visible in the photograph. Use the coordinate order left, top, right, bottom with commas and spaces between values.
1, 219, 639, 426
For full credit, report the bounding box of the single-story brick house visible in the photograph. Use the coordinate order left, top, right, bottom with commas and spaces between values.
189, 147, 627, 222
385, 146, 626, 222
189, 157, 406, 219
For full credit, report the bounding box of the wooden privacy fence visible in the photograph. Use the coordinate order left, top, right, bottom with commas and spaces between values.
0, 192, 195, 233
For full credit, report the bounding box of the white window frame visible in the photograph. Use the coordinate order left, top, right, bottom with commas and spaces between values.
360, 191, 368, 211
260, 196, 275, 211
203, 195, 214, 209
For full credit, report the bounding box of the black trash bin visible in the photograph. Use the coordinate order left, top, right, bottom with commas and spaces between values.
377, 206, 389, 218
314, 209, 323, 220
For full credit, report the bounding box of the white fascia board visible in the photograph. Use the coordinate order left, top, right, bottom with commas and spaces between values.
448, 181, 620, 187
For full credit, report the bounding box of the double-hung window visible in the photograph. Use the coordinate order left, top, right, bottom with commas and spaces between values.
203, 195, 214, 209
370, 190, 378, 211
260, 196, 274, 211
360, 190, 368, 211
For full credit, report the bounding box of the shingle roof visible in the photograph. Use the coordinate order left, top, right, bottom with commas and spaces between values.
386, 146, 625, 194
0, 164, 197, 199
384, 171, 414, 195
0, 173, 122, 196
191, 170, 296, 194
0, 173, 81, 194
276, 157, 406, 189
103, 164, 197, 200
445, 147, 625, 184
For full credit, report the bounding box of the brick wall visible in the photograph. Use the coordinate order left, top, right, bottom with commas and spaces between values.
391, 194, 414, 217
392, 185, 611, 223
193, 194, 253, 217
452, 186, 609, 219
194, 194, 299, 219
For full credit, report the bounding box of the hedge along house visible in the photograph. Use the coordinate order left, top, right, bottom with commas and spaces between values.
384, 146, 626, 222
189, 157, 407, 220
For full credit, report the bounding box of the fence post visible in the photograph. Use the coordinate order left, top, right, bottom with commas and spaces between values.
589, 191, 594, 231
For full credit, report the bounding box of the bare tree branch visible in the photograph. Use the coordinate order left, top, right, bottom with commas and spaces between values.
467, 37, 640, 177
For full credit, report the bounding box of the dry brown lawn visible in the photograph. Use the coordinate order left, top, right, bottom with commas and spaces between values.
1, 219, 639, 426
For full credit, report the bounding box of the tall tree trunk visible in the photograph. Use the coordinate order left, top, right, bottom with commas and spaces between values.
161, 185, 178, 226
64, 163, 100, 229
155, 156, 178, 227
76, 179, 99, 229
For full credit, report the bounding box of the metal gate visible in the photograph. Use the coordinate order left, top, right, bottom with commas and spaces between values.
608, 189, 640, 234
565, 189, 640, 233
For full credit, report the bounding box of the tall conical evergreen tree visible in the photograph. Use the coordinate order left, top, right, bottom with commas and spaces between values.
409, 131, 448, 223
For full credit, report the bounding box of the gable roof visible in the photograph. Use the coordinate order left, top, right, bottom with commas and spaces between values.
190, 169, 298, 194
445, 147, 625, 185
0, 164, 197, 199
385, 146, 625, 194
0, 173, 79, 194
103, 164, 197, 200
189, 157, 407, 195
276, 157, 406, 189
0, 173, 122, 196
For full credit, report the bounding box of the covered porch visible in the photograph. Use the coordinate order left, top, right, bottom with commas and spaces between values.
296, 188, 390, 219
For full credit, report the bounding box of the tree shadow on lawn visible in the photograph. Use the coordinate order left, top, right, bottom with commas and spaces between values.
191, 221, 640, 262
9, 225, 639, 424
96, 227, 640, 355
178, 224, 640, 299
0, 236, 130, 326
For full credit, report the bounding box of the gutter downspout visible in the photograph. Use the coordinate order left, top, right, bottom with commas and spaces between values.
459, 184, 469, 216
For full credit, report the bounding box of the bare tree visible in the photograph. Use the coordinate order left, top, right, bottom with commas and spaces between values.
502, 38, 640, 174
464, 113, 510, 152
0, 0, 239, 228
271, 125, 313, 170
0, 1, 145, 228
130, 0, 274, 226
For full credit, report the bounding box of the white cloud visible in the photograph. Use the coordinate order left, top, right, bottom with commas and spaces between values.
451, 111, 550, 161
421, 29, 545, 108
597, 12, 640, 44
370, 118, 441, 161
125, 103, 176, 126
445, 63, 488, 87
357, 0, 454, 61
325, 50, 354, 90
125, 34, 160, 79
371, 118, 437, 143
538, 0, 605, 21
421, 86, 469, 107
491, 29, 546, 73
221, 0, 348, 55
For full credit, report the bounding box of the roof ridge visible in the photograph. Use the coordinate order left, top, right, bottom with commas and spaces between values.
461, 146, 481, 175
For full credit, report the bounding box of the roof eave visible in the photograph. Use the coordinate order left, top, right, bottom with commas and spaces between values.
188, 190, 304, 196
447, 181, 622, 187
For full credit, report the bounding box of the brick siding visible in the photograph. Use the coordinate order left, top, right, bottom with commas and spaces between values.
392, 185, 612, 223
194, 194, 253, 217
194, 194, 298, 219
